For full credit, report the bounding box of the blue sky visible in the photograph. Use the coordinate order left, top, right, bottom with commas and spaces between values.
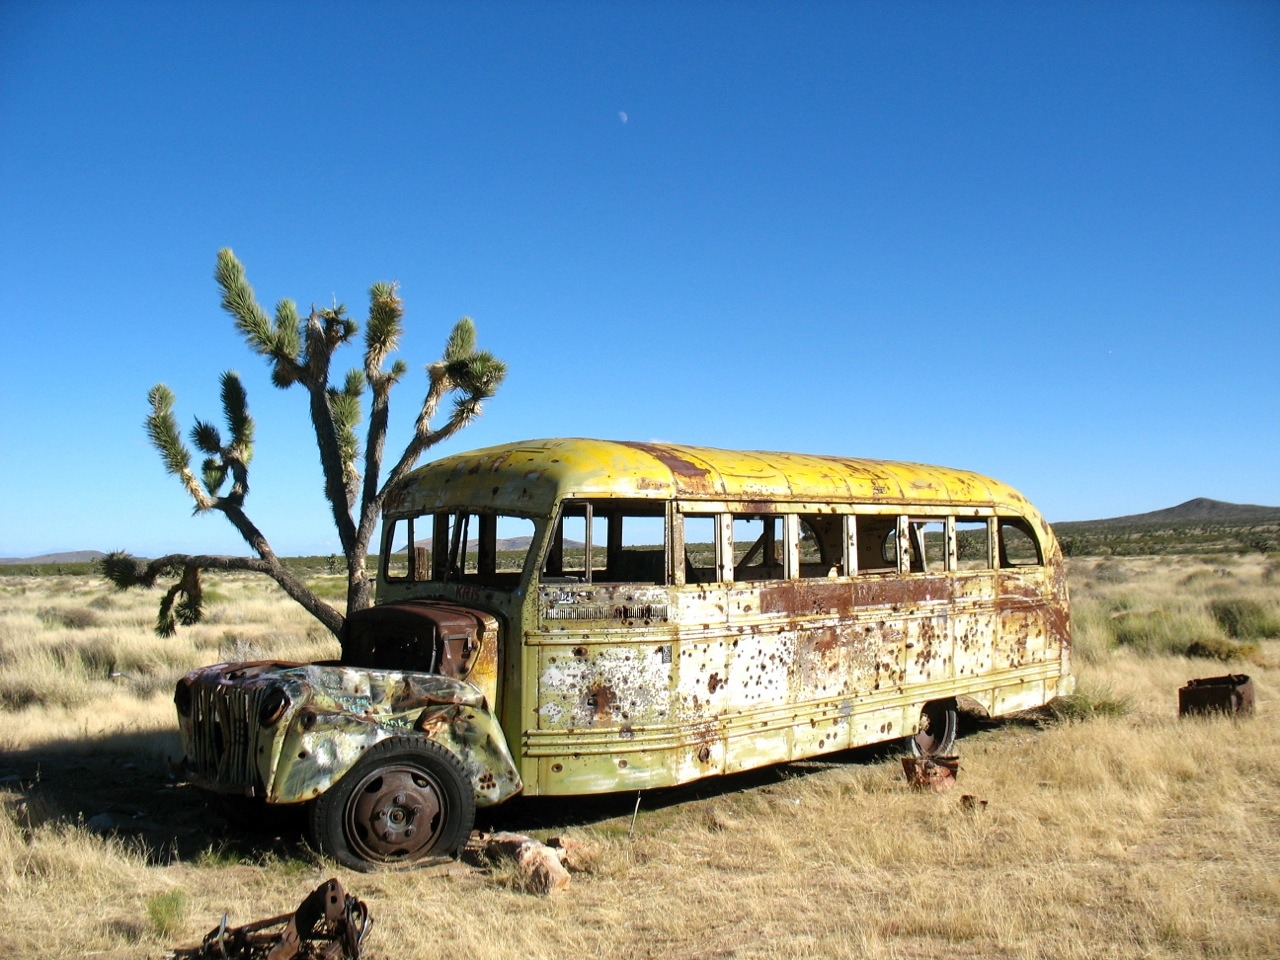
1, 1, 1277, 558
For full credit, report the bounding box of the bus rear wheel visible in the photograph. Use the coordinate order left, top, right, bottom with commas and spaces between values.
911, 699, 958, 757
309, 737, 475, 872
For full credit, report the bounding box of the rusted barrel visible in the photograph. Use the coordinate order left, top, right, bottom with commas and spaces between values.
1178, 674, 1254, 718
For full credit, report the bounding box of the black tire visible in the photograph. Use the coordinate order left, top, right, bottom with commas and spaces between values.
308, 736, 475, 872
911, 699, 958, 757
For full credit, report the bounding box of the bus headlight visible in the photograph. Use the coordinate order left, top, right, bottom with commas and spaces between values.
258, 686, 291, 727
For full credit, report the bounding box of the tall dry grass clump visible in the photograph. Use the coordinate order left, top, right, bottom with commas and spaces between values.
0, 573, 335, 749
1069, 554, 1279, 665
1, 559, 1278, 959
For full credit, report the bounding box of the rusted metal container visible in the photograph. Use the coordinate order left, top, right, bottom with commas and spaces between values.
1178, 674, 1254, 718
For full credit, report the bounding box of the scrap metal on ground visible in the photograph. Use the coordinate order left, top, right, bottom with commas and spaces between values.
171, 878, 371, 960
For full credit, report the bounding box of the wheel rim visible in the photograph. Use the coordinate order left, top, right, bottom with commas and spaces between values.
344, 763, 448, 864
912, 703, 955, 757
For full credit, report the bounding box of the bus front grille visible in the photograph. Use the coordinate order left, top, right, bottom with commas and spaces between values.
186, 683, 264, 793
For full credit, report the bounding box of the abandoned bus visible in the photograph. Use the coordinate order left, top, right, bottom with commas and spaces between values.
175, 438, 1071, 870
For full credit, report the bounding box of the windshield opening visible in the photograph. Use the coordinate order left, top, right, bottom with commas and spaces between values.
383, 511, 537, 588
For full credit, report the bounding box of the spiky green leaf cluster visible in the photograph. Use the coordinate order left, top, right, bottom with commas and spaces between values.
216, 249, 272, 349
443, 317, 477, 363
146, 385, 190, 477
101, 551, 149, 590
454, 351, 508, 400
365, 281, 404, 376
218, 249, 309, 388
157, 567, 203, 637
329, 369, 365, 480
220, 370, 253, 456
270, 300, 302, 387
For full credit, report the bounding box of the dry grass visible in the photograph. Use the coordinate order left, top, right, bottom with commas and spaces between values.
2, 561, 1278, 959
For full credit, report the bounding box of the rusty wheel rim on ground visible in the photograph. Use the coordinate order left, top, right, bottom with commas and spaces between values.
911, 699, 958, 757
344, 763, 448, 864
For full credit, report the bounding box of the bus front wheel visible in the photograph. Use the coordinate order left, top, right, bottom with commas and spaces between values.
911, 699, 958, 757
309, 736, 475, 872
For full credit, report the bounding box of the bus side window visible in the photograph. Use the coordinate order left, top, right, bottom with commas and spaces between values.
956, 519, 993, 570
799, 515, 844, 578
999, 517, 1043, 567
683, 515, 719, 584
732, 515, 783, 581
596, 504, 667, 584
856, 516, 898, 573
907, 520, 946, 573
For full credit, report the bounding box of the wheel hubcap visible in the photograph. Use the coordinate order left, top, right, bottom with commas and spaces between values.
345, 765, 446, 863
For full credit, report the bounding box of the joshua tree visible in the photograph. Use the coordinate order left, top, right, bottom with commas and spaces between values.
102, 249, 506, 637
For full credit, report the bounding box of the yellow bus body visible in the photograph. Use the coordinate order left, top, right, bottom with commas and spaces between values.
379, 438, 1072, 797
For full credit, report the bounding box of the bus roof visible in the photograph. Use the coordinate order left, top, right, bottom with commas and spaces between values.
385, 438, 1040, 519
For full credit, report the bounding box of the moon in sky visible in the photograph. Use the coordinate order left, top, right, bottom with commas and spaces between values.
619, 111, 628, 123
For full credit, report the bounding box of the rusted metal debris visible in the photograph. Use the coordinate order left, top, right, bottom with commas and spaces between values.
1179, 674, 1255, 718
478, 831, 572, 895
171, 878, 371, 960
901, 756, 959, 792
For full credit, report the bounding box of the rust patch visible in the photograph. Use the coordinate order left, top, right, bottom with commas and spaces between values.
851, 576, 953, 609
901, 756, 959, 792
759, 580, 855, 617
586, 683, 615, 723
617, 441, 717, 496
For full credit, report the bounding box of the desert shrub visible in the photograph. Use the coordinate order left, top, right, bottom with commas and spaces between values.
146, 889, 188, 937
1185, 637, 1261, 663
305, 578, 347, 601
1110, 611, 1175, 655
1179, 569, 1231, 589
1240, 531, 1276, 554
1044, 681, 1131, 722
1093, 563, 1128, 585
1209, 598, 1280, 639
49, 637, 118, 678
36, 606, 101, 630
1109, 609, 1225, 658
0, 679, 45, 710
1066, 599, 1115, 665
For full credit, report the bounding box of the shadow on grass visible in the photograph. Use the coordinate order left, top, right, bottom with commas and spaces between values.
0, 728, 312, 867
1, 706, 1023, 866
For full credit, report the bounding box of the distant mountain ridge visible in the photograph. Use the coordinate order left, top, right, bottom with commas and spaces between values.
0, 550, 108, 565
1057, 498, 1280, 528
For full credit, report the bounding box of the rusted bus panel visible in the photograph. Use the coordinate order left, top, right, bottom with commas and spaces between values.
522, 570, 1069, 796
952, 610, 996, 678
534, 641, 674, 731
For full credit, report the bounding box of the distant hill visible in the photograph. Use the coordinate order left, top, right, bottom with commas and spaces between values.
0, 550, 107, 566
1053, 499, 1279, 557
1057, 498, 1280, 528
